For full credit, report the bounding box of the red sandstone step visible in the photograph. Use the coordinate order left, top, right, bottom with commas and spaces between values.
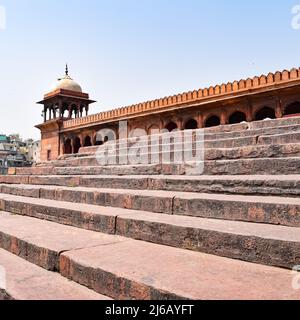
37, 143, 300, 169
11, 157, 300, 176
203, 157, 300, 175
105, 132, 300, 151
205, 123, 300, 140
93, 143, 300, 165
0, 249, 110, 300
0, 211, 125, 270
249, 116, 300, 129
60, 240, 300, 300
1, 174, 299, 197
0, 185, 300, 226
76, 121, 300, 156
0, 195, 300, 268
0, 212, 299, 300
148, 174, 300, 196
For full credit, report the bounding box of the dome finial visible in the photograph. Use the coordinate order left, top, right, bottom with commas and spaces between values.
65, 64, 69, 76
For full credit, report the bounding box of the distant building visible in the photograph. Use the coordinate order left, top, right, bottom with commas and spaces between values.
27, 140, 41, 164
0, 134, 35, 168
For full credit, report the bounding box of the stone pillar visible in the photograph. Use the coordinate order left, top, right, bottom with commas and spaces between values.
275, 98, 283, 118
77, 103, 81, 118
177, 118, 184, 130
80, 134, 84, 147
59, 136, 64, 156
246, 104, 253, 122
159, 119, 164, 131
44, 107, 47, 122
197, 113, 204, 128
71, 139, 75, 154
220, 110, 227, 125
58, 102, 63, 118
245, 99, 254, 122
68, 106, 72, 119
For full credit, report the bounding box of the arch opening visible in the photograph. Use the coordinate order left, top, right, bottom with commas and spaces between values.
255, 107, 276, 121
165, 122, 178, 132
284, 102, 300, 117
185, 119, 198, 130
84, 136, 92, 147
205, 115, 220, 128
64, 139, 72, 154
229, 111, 247, 124
73, 137, 81, 154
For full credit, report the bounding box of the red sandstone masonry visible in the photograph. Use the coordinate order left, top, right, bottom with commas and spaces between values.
0, 186, 300, 227
1, 174, 300, 197
0, 212, 298, 300
1, 196, 300, 276
3, 157, 300, 176
60, 239, 300, 300
0, 249, 110, 300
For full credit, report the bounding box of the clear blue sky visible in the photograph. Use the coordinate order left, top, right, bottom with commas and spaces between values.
0, 0, 299, 139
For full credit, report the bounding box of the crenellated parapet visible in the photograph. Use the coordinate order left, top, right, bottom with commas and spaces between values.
62, 67, 300, 130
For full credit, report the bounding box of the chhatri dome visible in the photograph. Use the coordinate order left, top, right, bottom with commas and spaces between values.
51, 65, 82, 93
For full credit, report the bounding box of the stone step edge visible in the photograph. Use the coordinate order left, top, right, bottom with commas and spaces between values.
0, 212, 299, 300
0, 195, 300, 269
0, 248, 111, 300
0, 184, 300, 226
40, 143, 300, 166
1, 174, 300, 185
9, 157, 300, 176
1, 174, 300, 197
79, 124, 300, 148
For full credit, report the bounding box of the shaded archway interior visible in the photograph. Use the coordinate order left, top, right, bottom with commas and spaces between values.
284, 102, 300, 116
205, 116, 220, 128
73, 137, 81, 154
255, 107, 276, 121
185, 119, 198, 130
229, 112, 247, 124
165, 122, 178, 132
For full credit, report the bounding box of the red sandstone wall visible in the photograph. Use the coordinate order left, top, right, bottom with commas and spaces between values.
40, 130, 60, 162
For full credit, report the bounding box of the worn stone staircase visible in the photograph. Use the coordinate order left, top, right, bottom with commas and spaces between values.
0, 117, 300, 300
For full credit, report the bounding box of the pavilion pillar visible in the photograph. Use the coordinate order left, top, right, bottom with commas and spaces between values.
44, 107, 47, 122
58, 101, 63, 118
77, 103, 80, 118
68, 106, 72, 119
